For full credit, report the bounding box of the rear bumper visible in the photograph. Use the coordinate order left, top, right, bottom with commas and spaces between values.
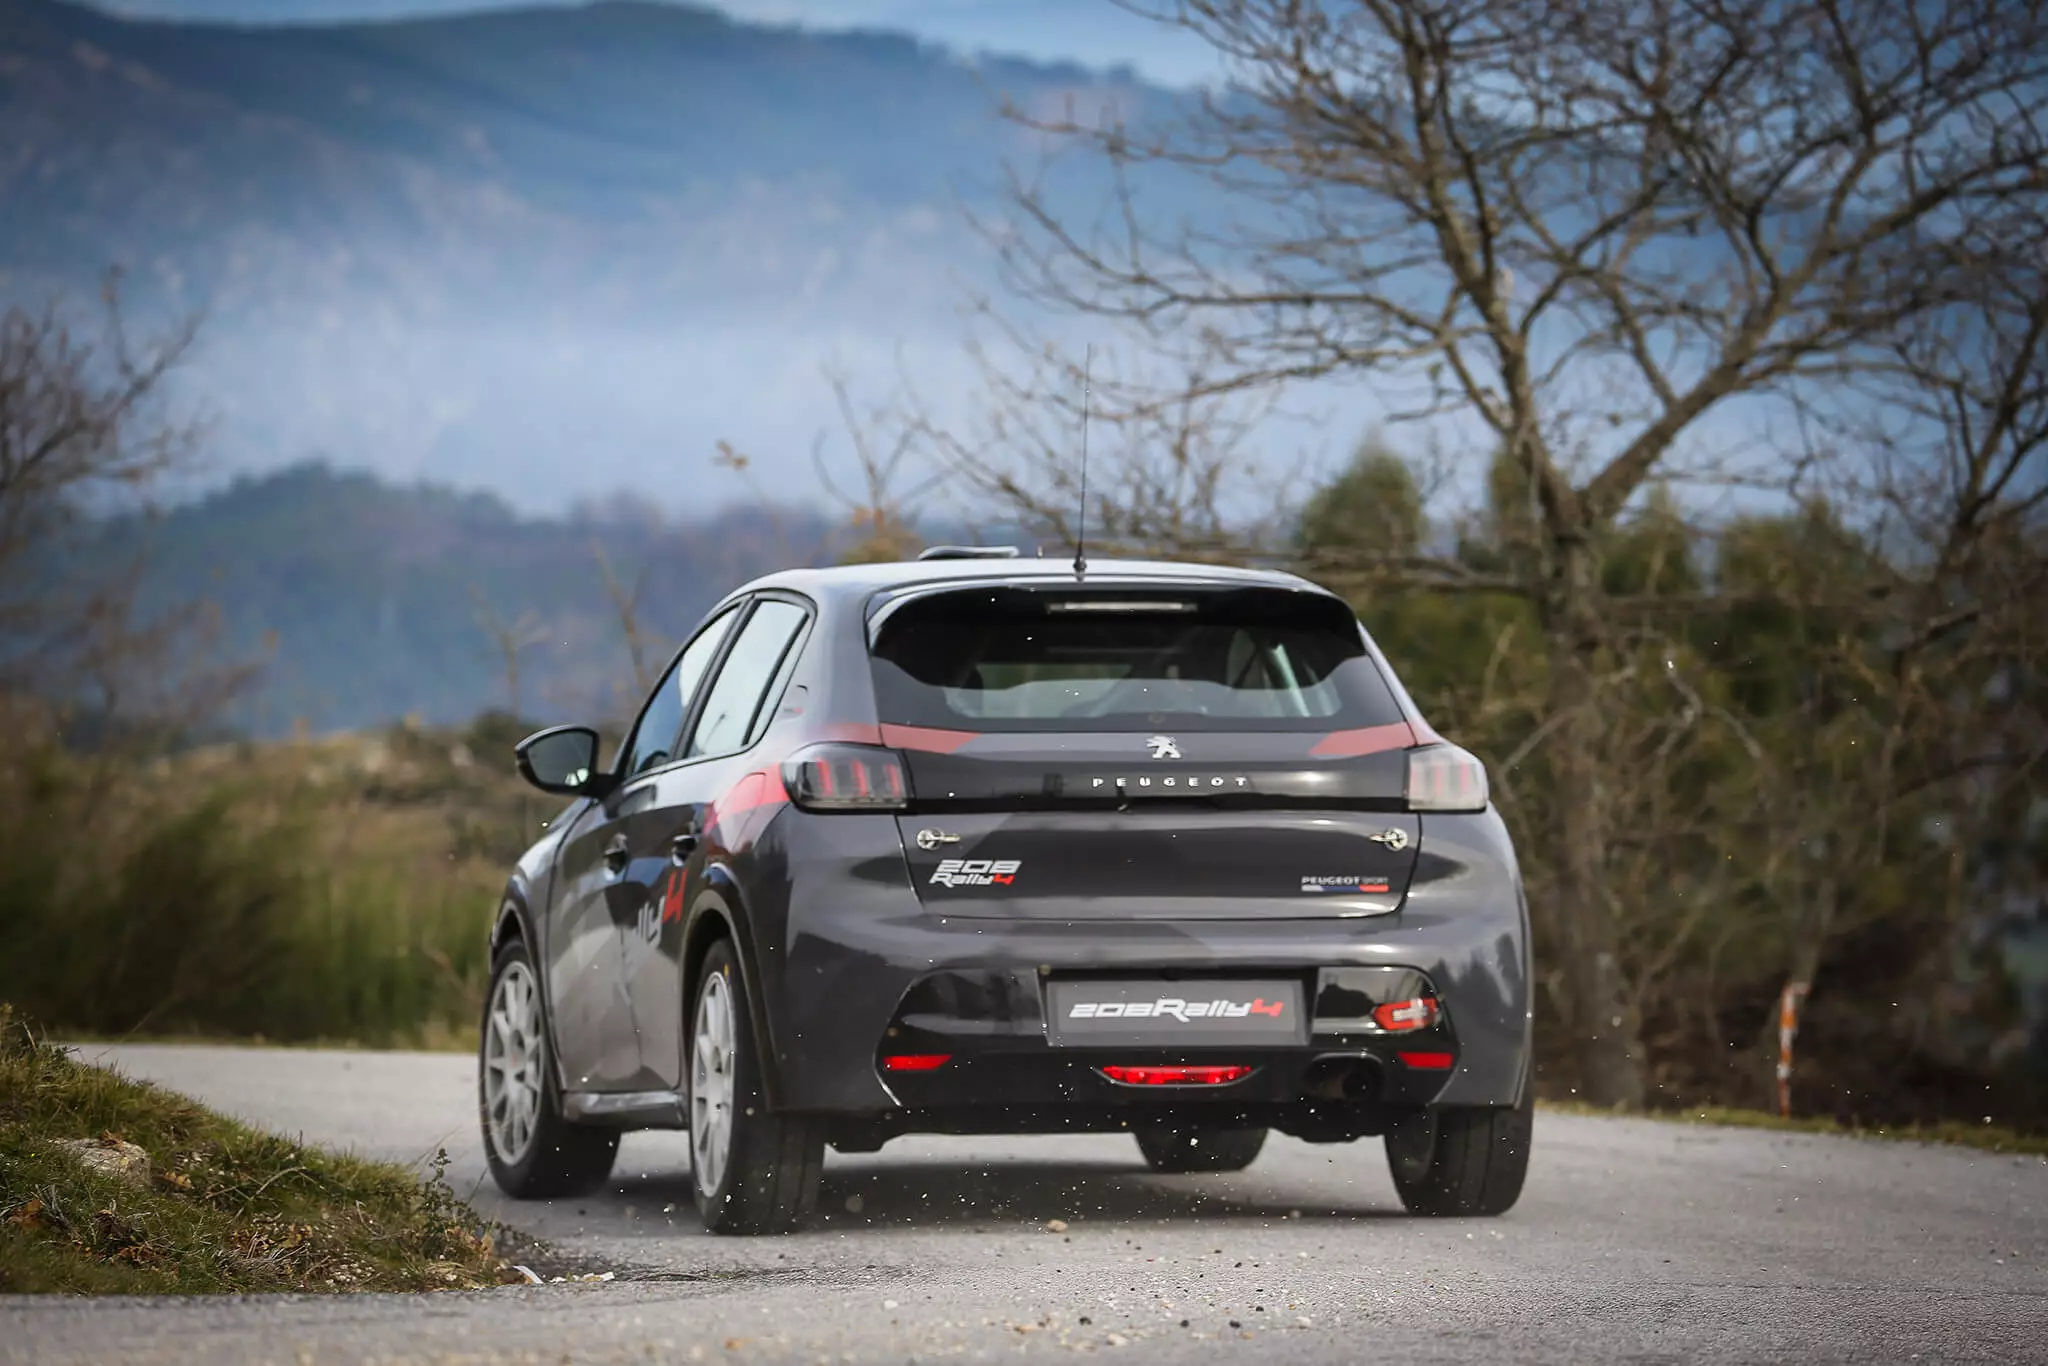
753, 807, 1532, 1121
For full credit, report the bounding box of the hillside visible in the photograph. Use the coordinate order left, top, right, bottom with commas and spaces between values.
0, 0, 1190, 507
78, 463, 842, 735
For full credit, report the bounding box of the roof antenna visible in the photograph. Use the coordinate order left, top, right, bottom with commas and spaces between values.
1073, 344, 1093, 579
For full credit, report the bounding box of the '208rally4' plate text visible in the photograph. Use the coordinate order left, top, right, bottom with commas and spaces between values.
1044, 980, 1307, 1047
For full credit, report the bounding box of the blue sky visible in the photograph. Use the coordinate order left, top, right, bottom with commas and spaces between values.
93, 0, 1228, 86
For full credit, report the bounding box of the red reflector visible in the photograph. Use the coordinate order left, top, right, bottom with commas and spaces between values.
1372, 996, 1440, 1032
881, 1054, 951, 1072
1398, 1051, 1455, 1070
1099, 1064, 1253, 1086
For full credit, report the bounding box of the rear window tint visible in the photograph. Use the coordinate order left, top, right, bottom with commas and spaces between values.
869, 586, 1407, 732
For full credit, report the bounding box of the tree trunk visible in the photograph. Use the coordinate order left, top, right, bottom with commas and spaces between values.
1541, 537, 1648, 1109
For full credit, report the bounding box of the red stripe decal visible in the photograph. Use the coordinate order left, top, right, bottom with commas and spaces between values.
879, 724, 979, 754
1308, 721, 1418, 758
704, 768, 790, 845
816, 722, 885, 745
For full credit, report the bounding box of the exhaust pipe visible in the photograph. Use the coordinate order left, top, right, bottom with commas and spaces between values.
1301, 1053, 1384, 1102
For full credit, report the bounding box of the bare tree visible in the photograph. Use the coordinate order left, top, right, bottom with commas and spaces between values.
592, 542, 656, 698
979, 0, 2047, 1106
0, 273, 257, 744
0, 275, 195, 577
469, 589, 549, 724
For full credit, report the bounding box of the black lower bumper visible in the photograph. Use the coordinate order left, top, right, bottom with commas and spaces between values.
829, 1046, 1454, 1147
814, 964, 1462, 1148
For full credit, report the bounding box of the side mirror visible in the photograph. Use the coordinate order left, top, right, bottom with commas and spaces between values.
515, 725, 615, 798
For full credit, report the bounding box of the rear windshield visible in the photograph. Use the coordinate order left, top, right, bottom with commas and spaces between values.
868, 585, 1408, 733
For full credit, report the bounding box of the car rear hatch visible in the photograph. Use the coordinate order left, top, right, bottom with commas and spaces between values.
867, 580, 1426, 920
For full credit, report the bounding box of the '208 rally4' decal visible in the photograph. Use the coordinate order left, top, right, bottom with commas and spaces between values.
929, 859, 1021, 888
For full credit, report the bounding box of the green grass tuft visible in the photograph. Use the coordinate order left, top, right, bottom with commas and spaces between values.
0, 1005, 516, 1295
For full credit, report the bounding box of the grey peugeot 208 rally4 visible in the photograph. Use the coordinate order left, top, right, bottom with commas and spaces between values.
480, 548, 1534, 1234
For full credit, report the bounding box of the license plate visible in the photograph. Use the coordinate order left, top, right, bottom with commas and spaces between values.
1044, 980, 1306, 1047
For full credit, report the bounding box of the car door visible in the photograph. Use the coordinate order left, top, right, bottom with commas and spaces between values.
626, 594, 813, 1090
547, 605, 741, 1095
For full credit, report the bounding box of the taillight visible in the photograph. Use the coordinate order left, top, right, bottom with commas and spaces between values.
881, 1054, 950, 1072
1405, 743, 1488, 812
1371, 996, 1440, 1032
783, 743, 910, 812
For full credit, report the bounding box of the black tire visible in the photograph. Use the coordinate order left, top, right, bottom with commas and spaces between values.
1134, 1124, 1268, 1173
478, 938, 620, 1199
1384, 1091, 1533, 1216
687, 939, 825, 1235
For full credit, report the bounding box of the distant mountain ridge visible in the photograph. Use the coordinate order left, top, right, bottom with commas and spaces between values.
83, 462, 843, 735
88, 2, 1222, 89
1, 0, 1185, 509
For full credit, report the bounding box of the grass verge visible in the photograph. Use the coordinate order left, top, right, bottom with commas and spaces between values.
0, 1005, 520, 1294
1539, 1098, 2048, 1157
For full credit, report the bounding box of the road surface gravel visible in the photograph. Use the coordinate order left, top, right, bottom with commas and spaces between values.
4, 1043, 2042, 1365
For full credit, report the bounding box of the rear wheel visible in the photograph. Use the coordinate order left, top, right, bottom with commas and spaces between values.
1384, 1092, 1533, 1216
1134, 1124, 1268, 1173
479, 939, 619, 1199
688, 940, 825, 1235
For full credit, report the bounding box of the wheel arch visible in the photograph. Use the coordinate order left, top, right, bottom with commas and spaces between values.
490, 889, 537, 958
486, 885, 575, 1096
682, 873, 786, 1110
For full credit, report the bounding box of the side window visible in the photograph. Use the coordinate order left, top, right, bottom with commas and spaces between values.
745, 615, 810, 748
621, 607, 738, 777
686, 600, 809, 760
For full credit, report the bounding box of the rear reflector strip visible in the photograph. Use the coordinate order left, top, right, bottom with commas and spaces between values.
1398, 1051, 1455, 1070
1098, 1064, 1253, 1087
881, 1054, 951, 1072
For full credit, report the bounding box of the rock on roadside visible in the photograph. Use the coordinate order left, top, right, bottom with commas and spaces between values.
57, 1137, 152, 1189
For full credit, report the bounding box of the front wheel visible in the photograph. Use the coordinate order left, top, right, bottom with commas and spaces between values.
688, 940, 825, 1234
479, 939, 619, 1199
1384, 1092, 1533, 1216
1134, 1125, 1267, 1173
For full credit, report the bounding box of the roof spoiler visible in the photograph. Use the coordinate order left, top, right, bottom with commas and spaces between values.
916, 545, 1020, 561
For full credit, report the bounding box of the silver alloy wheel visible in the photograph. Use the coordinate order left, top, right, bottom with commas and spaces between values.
483, 960, 544, 1165
691, 971, 738, 1195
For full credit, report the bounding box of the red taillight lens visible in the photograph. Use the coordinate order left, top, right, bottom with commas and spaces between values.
1371, 996, 1440, 1032
1098, 1064, 1253, 1087
1398, 1051, 1455, 1070
881, 1054, 951, 1072
1406, 743, 1488, 813
783, 743, 910, 812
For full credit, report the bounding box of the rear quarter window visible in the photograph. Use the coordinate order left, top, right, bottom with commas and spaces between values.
869, 585, 1408, 733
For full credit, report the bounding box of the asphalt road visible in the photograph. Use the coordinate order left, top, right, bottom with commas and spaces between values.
5, 1044, 2043, 1366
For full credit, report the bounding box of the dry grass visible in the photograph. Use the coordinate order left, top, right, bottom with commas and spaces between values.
0, 713, 541, 1049
1539, 1098, 2048, 1157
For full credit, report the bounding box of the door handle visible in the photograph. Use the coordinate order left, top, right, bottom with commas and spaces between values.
603, 833, 630, 877
670, 832, 698, 866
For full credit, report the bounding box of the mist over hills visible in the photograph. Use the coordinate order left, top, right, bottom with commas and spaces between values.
2, 0, 1192, 510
